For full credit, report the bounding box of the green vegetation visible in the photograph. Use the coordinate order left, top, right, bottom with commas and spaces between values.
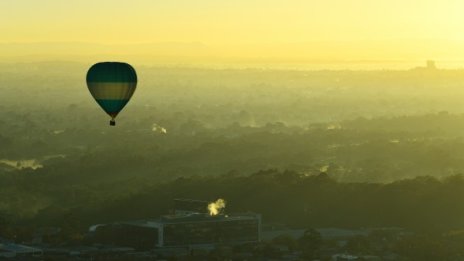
1, 63, 464, 259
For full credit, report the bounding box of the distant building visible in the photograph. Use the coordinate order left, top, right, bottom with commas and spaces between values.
261, 227, 370, 242
0, 242, 43, 258
426, 60, 436, 70
411, 60, 438, 71
332, 254, 381, 261
90, 213, 261, 249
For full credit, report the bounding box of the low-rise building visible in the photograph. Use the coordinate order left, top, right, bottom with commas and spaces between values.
0, 242, 43, 258
90, 212, 261, 249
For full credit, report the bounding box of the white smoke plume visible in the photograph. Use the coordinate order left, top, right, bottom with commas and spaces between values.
319, 165, 329, 173
152, 123, 167, 134
208, 198, 226, 216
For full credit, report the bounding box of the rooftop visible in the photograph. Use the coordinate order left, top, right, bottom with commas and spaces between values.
117, 213, 260, 227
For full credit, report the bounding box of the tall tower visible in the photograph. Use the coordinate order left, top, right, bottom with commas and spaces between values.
426, 60, 436, 70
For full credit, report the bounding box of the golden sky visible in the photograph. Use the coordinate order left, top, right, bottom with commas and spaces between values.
1, 0, 464, 63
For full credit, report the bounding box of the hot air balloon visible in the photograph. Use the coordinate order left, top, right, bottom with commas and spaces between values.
86, 62, 137, 126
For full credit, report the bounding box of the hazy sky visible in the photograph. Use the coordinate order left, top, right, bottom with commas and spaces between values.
1, 0, 464, 62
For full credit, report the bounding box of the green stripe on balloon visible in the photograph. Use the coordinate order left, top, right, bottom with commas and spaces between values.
95, 99, 130, 115
86, 62, 137, 83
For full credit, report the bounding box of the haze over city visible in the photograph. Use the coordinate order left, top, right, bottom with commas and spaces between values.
2, 1, 464, 260
2, 0, 464, 67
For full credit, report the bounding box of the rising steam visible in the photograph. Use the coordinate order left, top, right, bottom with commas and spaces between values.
152, 123, 167, 134
208, 198, 226, 216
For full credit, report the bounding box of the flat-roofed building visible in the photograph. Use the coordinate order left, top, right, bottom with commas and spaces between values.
90, 213, 261, 249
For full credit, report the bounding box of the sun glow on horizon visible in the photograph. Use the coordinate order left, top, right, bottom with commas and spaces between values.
1, 0, 464, 63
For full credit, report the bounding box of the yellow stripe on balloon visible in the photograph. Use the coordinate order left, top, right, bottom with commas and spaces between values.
87, 82, 136, 100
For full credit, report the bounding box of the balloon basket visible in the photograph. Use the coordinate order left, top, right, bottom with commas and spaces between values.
110, 119, 116, 126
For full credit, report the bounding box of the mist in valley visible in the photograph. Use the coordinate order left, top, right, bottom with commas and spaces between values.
2, 61, 464, 259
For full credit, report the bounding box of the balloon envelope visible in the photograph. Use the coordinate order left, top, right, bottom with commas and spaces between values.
86, 62, 137, 124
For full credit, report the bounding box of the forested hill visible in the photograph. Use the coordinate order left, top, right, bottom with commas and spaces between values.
2, 170, 464, 243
